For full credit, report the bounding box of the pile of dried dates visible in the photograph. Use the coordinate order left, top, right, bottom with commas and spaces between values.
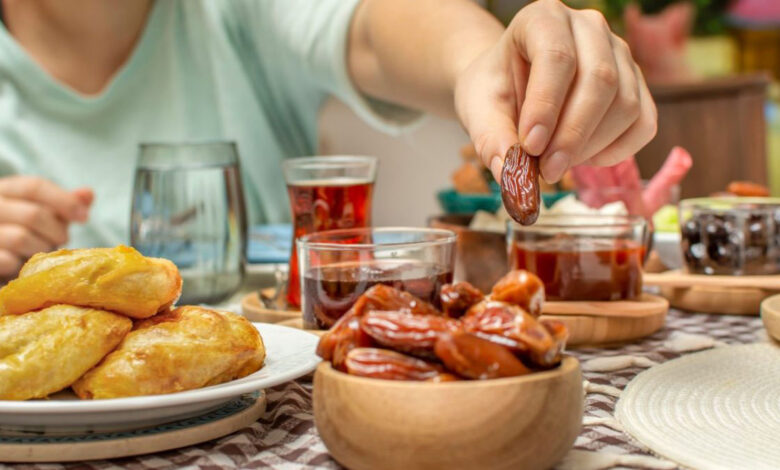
316, 270, 568, 381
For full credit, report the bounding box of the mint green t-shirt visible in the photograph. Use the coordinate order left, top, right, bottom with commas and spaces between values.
0, 0, 418, 247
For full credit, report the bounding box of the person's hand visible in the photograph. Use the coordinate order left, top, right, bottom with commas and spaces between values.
0, 176, 93, 278
454, 0, 657, 183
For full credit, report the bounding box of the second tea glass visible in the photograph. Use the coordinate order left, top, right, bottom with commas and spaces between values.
283, 156, 378, 308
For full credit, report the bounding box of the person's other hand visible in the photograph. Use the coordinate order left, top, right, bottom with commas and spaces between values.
0, 176, 93, 278
454, 0, 657, 183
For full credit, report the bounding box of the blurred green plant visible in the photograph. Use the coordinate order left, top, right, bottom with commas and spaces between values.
600, 0, 731, 35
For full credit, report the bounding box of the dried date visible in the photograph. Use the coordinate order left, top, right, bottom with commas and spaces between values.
316, 309, 373, 369
462, 300, 557, 368
538, 318, 569, 367
344, 348, 446, 381
440, 282, 484, 318
501, 144, 540, 226
490, 270, 544, 317
354, 284, 441, 317
434, 331, 530, 379
360, 310, 460, 358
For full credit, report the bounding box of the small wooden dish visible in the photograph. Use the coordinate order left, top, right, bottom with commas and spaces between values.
313, 358, 582, 470
760, 295, 780, 342
541, 293, 668, 346
274, 295, 668, 345
241, 291, 299, 324
644, 270, 780, 315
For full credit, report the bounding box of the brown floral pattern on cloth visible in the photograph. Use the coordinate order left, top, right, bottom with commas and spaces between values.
1, 310, 765, 470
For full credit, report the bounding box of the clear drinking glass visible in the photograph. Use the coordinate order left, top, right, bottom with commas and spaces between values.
298, 227, 456, 330
283, 156, 378, 308
130, 142, 247, 304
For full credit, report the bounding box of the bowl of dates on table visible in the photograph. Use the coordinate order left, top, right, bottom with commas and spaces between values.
312, 270, 582, 470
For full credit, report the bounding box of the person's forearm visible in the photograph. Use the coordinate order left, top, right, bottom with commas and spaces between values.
349, 0, 504, 117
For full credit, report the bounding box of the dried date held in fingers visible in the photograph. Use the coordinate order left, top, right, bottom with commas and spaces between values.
434, 331, 531, 380
440, 282, 484, 318
344, 348, 445, 381
360, 310, 460, 358
490, 270, 545, 317
501, 144, 540, 226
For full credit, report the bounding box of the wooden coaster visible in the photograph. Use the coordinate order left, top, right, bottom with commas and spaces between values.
644, 270, 780, 315
0, 393, 266, 463
541, 293, 668, 346
760, 295, 780, 342
277, 295, 667, 346
241, 291, 299, 324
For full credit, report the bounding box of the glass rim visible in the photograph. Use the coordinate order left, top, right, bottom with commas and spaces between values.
507, 213, 646, 230
680, 197, 780, 208
297, 226, 456, 251
282, 155, 377, 171
137, 140, 239, 169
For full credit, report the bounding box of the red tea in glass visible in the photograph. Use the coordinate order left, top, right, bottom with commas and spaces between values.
510, 238, 644, 301
282, 156, 378, 308
298, 227, 457, 330
302, 260, 453, 329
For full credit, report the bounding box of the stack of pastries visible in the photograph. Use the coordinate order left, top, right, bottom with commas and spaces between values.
0, 245, 265, 401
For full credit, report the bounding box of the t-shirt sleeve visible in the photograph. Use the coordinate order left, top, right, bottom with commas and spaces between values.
224, 0, 423, 136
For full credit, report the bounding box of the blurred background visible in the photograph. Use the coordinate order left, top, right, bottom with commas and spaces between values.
318, 0, 780, 226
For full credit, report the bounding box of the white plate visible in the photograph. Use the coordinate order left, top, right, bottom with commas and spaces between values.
0, 323, 319, 434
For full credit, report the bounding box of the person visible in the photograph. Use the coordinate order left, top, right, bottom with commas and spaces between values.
0, 0, 656, 278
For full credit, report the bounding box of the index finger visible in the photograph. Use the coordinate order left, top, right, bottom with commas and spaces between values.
0, 176, 87, 222
512, 1, 577, 156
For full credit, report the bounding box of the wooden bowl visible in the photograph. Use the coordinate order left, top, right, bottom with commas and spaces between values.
313, 357, 583, 470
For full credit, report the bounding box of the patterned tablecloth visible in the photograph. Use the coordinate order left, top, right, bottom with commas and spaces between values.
2, 310, 767, 470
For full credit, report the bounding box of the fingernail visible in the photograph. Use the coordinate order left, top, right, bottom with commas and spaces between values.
523, 125, 549, 156
489, 155, 503, 181
543, 151, 569, 183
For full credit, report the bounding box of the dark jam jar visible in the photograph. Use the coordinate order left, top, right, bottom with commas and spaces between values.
679, 198, 780, 275
507, 215, 648, 301
298, 227, 456, 330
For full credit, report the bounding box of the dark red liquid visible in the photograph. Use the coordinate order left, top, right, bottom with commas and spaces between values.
510, 238, 644, 301
302, 260, 453, 329
286, 179, 374, 308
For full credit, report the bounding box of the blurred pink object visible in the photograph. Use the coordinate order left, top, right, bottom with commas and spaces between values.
571, 147, 693, 219
624, 2, 696, 84
642, 146, 692, 215
729, 0, 780, 23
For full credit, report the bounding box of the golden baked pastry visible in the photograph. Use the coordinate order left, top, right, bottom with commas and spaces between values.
73, 306, 265, 399
0, 305, 132, 400
0, 245, 182, 319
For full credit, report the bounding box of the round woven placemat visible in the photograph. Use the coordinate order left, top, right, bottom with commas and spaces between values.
616, 343, 780, 470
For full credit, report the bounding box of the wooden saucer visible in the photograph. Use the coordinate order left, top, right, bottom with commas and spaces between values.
276, 295, 668, 346
0, 393, 266, 463
644, 270, 780, 315
760, 295, 780, 342
540, 293, 668, 346
241, 290, 299, 324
